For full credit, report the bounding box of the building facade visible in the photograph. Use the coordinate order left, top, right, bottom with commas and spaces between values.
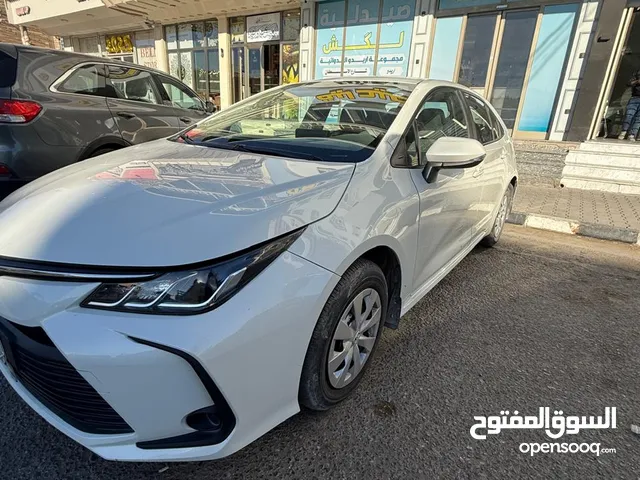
6, 0, 637, 145
1, 0, 56, 47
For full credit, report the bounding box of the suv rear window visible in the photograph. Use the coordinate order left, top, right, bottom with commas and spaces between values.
0, 52, 17, 88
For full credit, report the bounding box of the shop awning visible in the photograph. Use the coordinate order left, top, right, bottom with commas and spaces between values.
101, 0, 300, 23
5, 0, 148, 36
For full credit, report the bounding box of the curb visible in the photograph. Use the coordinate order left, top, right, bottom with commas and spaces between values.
506, 212, 640, 246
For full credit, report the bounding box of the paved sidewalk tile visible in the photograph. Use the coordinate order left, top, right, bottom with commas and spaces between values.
513, 185, 640, 231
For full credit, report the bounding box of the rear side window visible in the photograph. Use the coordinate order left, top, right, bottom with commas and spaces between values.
464, 93, 501, 145
0, 52, 17, 88
57, 65, 105, 96
107, 66, 160, 105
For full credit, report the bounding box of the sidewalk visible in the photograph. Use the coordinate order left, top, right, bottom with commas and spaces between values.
508, 185, 640, 245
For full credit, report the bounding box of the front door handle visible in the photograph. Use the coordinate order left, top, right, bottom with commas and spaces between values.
116, 111, 136, 119
179, 116, 194, 124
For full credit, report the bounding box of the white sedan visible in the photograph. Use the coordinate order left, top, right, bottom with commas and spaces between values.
0, 78, 517, 461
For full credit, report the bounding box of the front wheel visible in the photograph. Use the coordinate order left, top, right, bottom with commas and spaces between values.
481, 183, 514, 247
299, 259, 388, 411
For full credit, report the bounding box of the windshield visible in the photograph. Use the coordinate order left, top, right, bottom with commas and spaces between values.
174, 81, 415, 163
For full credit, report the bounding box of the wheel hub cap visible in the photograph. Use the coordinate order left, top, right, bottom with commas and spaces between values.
327, 288, 382, 389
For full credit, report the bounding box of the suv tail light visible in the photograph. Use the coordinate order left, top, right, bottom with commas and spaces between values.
0, 164, 10, 176
0, 99, 42, 123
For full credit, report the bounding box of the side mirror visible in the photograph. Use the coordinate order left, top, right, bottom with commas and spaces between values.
205, 101, 217, 113
423, 137, 486, 183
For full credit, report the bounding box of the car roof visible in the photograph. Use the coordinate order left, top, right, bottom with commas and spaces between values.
280, 77, 473, 95
0, 42, 168, 76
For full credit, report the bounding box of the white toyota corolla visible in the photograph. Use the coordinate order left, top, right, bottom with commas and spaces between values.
0, 78, 516, 461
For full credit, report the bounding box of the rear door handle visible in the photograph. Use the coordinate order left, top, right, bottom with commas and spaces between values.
116, 112, 136, 119
179, 116, 194, 124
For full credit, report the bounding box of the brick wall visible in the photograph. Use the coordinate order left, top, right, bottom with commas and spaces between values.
0, 2, 56, 48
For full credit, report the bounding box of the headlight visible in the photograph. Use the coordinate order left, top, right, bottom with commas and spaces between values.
81, 229, 304, 315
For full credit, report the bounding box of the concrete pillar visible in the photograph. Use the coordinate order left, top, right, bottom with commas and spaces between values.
299, 0, 316, 81
154, 25, 169, 73
19, 26, 31, 46
408, 0, 436, 79
218, 16, 233, 109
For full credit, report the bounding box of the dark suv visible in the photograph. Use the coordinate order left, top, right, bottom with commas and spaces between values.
0, 43, 215, 198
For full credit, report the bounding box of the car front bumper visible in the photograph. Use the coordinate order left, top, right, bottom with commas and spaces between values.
0, 252, 339, 461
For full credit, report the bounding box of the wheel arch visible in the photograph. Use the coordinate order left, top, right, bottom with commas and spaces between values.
360, 245, 403, 329
77, 136, 129, 161
332, 237, 408, 330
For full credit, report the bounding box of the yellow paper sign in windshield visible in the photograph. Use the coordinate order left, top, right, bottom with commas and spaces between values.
316, 88, 407, 103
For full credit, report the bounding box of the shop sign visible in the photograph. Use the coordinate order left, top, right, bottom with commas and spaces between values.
439, 0, 509, 9
105, 34, 134, 54
246, 12, 281, 43
16, 6, 31, 16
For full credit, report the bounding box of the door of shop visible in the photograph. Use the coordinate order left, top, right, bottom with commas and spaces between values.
429, 3, 580, 140
591, 8, 640, 140
232, 42, 300, 102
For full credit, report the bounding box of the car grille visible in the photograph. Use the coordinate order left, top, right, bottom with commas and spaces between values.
0, 318, 133, 435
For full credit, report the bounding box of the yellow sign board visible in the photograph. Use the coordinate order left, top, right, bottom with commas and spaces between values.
105, 34, 133, 54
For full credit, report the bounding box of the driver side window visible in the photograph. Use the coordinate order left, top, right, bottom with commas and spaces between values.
157, 75, 203, 111
413, 89, 469, 166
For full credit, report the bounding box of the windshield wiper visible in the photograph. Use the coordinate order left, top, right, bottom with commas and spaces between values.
210, 143, 325, 162
178, 132, 195, 144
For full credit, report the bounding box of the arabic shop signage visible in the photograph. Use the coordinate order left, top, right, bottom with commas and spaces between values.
246, 12, 281, 43
315, 0, 415, 79
438, 0, 526, 10
105, 34, 133, 54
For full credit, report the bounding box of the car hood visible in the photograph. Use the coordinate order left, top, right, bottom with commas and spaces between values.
0, 140, 354, 267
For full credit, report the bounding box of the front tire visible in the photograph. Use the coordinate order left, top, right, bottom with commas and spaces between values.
481, 183, 514, 247
299, 259, 388, 411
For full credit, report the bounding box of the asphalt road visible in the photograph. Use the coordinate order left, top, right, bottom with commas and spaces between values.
1, 225, 639, 479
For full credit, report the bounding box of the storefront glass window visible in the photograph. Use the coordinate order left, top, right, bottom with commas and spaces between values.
458, 14, 495, 88
180, 52, 194, 86
231, 17, 246, 44
165, 26, 177, 50
194, 50, 207, 97
283, 10, 301, 41
206, 21, 219, 47
282, 43, 300, 84
315, 0, 415, 79
490, 9, 537, 129
167, 20, 220, 102
78, 36, 100, 56
193, 23, 206, 47
208, 50, 221, 99
517, 4, 579, 134
178, 24, 194, 49
597, 9, 640, 138
428, 16, 462, 81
